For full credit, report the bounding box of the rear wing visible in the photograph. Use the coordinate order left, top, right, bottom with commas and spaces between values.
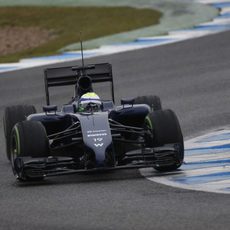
44, 63, 114, 105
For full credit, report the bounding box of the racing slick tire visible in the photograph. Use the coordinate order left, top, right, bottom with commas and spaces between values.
147, 109, 184, 172
3, 105, 36, 160
134, 95, 162, 111
10, 121, 49, 181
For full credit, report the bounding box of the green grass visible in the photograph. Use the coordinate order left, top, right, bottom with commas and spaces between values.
0, 6, 161, 63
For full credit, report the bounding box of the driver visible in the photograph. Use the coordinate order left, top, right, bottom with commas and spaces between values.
77, 92, 102, 112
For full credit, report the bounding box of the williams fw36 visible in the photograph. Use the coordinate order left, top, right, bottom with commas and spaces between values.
3, 63, 184, 181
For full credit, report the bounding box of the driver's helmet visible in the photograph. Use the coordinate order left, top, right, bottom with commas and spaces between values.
78, 92, 102, 112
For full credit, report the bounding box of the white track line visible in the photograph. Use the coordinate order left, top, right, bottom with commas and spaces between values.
141, 129, 230, 194
1, 0, 230, 73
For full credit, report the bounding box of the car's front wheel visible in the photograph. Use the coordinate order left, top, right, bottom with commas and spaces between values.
11, 121, 49, 181
146, 109, 184, 172
3, 105, 36, 160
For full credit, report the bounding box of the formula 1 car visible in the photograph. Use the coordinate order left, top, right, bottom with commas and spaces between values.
3, 63, 184, 181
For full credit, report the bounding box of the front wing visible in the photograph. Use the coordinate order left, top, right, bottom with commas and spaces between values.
13, 145, 181, 180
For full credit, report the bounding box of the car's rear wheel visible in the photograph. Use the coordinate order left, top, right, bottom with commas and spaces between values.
147, 109, 184, 171
134, 95, 162, 111
11, 121, 49, 181
3, 105, 36, 160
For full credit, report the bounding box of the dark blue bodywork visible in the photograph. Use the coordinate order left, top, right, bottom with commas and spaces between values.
28, 103, 150, 167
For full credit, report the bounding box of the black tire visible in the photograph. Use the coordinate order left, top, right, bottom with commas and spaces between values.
11, 121, 49, 181
148, 109, 184, 171
3, 105, 36, 160
134, 95, 162, 111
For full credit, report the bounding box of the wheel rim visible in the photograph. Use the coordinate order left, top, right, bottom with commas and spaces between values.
10, 129, 21, 177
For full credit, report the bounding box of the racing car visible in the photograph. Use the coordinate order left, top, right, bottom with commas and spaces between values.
3, 63, 184, 181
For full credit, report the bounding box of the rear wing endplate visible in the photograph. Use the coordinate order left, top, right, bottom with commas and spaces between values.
44, 63, 114, 105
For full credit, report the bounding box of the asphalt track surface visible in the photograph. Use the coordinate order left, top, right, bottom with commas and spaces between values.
0, 31, 230, 230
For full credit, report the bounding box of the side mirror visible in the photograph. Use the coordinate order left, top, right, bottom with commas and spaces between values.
121, 98, 135, 107
43, 105, 58, 114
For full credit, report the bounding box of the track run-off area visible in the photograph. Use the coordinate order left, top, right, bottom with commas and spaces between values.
0, 1, 230, 230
